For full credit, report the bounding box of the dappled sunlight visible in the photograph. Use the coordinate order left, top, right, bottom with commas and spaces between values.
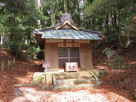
14, 77, 30, 84
89, 88, 132, 102
11, 96, 28, 102
130, 61, 136, 64
94, 65, 108, 70
33, 60, 43, 65
106, 91, 131, 101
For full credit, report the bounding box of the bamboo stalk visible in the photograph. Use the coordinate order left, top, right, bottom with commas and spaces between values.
1, 62, 4, 72
11, 61, 13, 68
13, 57, 15, 67
8, 61, 11, 69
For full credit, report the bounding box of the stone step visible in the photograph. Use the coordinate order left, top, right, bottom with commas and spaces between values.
46, 69, 64, 73
53, 81, 103, 91
53, 69, 107, 79
55, 75, 93, 80
47, 68, 64, 71
14, 84, 32, 87
54, 71, 91, 77
55, 78, 96, 86
54, 71, 93, 80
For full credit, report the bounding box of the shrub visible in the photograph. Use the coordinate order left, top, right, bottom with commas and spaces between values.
2, 40, 10, 48
27, 46, 41, 60
0, 44, 2, 48
108, 56, 124, 69
103, 47, 133, 70
102, 48, 116, 58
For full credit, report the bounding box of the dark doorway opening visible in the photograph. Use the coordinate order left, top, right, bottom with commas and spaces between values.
58, 47, 80, 68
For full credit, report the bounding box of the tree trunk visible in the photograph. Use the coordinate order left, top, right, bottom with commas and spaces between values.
10, 13, 17, 55
111, 12, 123, 47
50, 0, 56, 26
105, 14, 109, 34
125, 33, 131, 48
0, 35, 4, 44
111, 13, 115, 32
64, 0, 67, 13
77, 0, 80, 26
91, 17, 95, 30
113, 12, 119, 32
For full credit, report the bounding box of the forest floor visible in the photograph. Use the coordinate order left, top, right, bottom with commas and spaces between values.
0, 48, 136, 102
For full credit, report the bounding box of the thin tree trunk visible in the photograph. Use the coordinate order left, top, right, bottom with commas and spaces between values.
0, 35, 4, 44
125, 33, 131, 48
114, 12, 123, 46
87, 19, 90, 29
111, 12, 123, 47
77, 0, 80, 26
64, 0, 67, 13
111, 13, 115, 32
97, 18, 101, 30
105, 14, 109, 34
113, 12, 119, 32
50, 0, 56, 26
10, 13, 17, 55
91, 17, 95, 30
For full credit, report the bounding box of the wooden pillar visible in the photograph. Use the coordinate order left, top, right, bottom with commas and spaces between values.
90, 41, 93, 68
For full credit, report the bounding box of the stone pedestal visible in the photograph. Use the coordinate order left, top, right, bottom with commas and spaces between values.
134, 89, 136, 99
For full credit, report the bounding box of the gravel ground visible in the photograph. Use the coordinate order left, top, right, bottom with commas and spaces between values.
11, 87, 133, 102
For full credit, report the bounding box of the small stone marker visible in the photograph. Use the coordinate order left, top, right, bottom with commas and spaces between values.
42, 62, 50, 68
8, 61, 11, 69
13, 57, 16, 67
42, 62, 50, 84
134, 89, 136, 99
42, 62, 50, 73
1, 62, 4, 72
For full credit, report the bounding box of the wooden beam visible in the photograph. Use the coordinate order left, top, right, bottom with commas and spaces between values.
58, 43, 79, 47
46, 39, 90, 43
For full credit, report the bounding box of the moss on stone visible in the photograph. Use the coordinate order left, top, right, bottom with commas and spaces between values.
90, 69, 107, 78
32, 72, 45, 85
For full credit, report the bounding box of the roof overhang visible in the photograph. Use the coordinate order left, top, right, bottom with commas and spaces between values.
35, 29, 102, 40
32, 29, 103, 49
33, 33, 44, 49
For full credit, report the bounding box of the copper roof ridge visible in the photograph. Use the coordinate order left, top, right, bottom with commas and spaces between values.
54, 13, 79, 30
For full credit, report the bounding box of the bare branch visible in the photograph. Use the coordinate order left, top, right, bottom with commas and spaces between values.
0, 5, 5, 13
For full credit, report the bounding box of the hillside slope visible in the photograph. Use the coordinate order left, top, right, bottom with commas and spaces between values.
0, 47, 136, 101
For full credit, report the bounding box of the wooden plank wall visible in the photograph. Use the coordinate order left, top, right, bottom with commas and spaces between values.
80, 43, 93, 69
44, 42, 93, 69
44, 43, 58, 68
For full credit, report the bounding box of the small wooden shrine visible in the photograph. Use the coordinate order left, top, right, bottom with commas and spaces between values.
32, 13, 104, 71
